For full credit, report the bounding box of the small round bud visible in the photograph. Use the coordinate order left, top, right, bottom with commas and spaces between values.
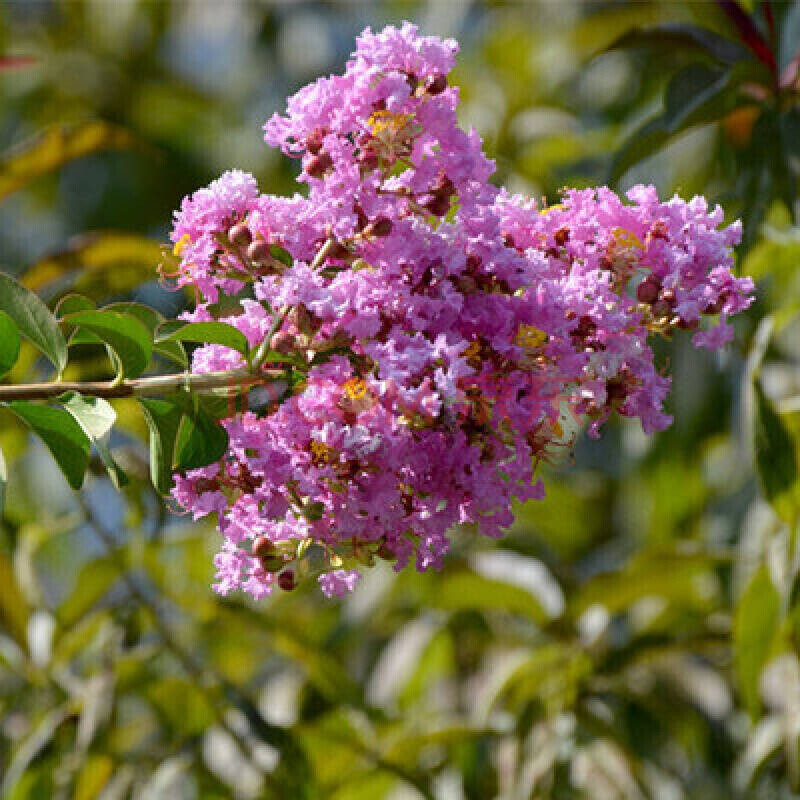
306, 128, 325, 155
366, 217, 392, 238
306, 152, 333, 178
270, 331, 296, 354
278, 570, 297, 591
376, 543, 396, 561
703, 296, 725, 315
659, 288, 676, 306
554, 227, 570, 247
252, 535, 275, 561
636, 277, 660, 304
247, 239, 271, 264
402, 70, 419, 93
422, 193, 451, 217
424, 73, 447, 95
228, 222, 252, 248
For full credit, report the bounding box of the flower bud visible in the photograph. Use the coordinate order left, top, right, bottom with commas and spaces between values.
247, 239, 271, 264
228, 222, 252, 248
636, 277, 660, 304
278, 570, 297, 591
424, 73, 447, 95
376, 543, 396, 561
365, 217, 392, 237
270, 331, 296, 354
306, 128, 325, 155
306, 152, 333, 178
252, 535, 275, 561
422, 192, 450, 217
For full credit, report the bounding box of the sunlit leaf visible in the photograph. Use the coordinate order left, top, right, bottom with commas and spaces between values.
145, 678, 215, 737
0, 271, 67, 372
64, 310, 153, 379
0, 122, 138, 201
0, 553, 29, 651
57, 392, 127, 489
58, 558, 119, 628
0, 310, 21, 378
22, 232, 163, 298
73, 755, 114, 800
734, 566, 781, 716
4, 401, 90, 489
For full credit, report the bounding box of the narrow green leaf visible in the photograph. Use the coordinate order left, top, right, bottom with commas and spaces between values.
0, 310, 20, 378
734, 566, 781, 716
174, 407, 229, 471
156, 320, 249, 357
753, 379, 799, 523
0, 272, 67, 372
57, 392, 127, 489
4, 401, 90, 490
138, 397, 185, 495
64, 310, 153, 379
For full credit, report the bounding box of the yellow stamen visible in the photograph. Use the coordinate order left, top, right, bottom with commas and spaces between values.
367, 110, 414, 138
343, 377, 368, 400
310, 441, 331, 463
516, 324, 548, 349
463, 340, 481, 359
172, 233, 191, 257
611, 227, 643, 250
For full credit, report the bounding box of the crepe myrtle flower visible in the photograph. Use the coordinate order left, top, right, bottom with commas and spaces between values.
165, 23, 754, 599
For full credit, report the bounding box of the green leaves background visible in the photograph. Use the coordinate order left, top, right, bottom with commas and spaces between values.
0, 1, 799, 798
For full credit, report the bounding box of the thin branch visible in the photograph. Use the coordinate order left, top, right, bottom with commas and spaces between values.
0, 369, 284, 402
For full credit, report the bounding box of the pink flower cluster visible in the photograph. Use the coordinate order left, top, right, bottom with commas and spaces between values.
167, 23, 753, 599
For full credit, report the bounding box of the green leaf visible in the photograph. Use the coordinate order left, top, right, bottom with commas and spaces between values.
0, 122, 138, 201
427, 569, 548, 623
0, 310, 21, 378
609, 63, 748, 183
603, 22, 751, 64
103, 302, 187, 368
138, 397, 184, 495
5, 401, 90, 489
58, 558, 119, 628
63, 310, 153, 379
0, 272, 67, 372
54, 293, 95, 317
156, 320, 249, 357
269, 243, 293, 267
0, 553, 29, 651
57, 392, 127, 489
174, 407, 229, 471
734, 566, 781, 716
145, 677, 215, 737
753, 379, 799, 523
0, 446, 6, 518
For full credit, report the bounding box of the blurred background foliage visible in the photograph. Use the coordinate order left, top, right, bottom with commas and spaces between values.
0, 1, 799, 798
